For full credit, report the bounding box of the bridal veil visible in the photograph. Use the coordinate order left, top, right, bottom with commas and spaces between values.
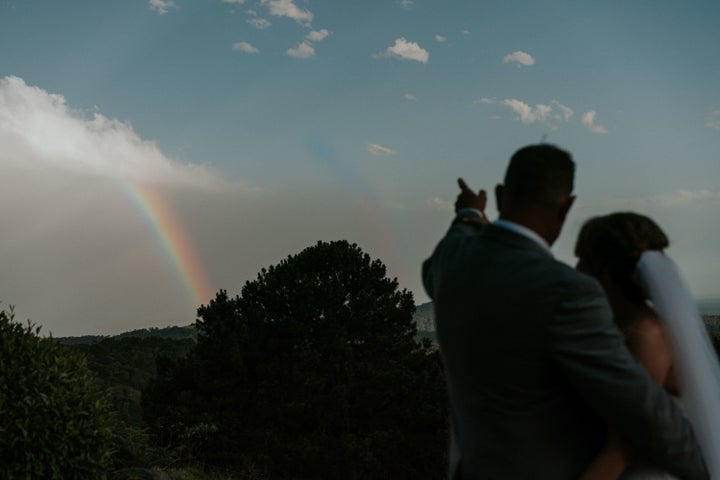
636, 251, 720, 477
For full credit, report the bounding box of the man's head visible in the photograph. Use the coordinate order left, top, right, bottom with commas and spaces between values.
495, 144, 576, 245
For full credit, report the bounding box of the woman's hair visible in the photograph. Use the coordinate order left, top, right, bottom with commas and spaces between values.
575, 212, 669, 302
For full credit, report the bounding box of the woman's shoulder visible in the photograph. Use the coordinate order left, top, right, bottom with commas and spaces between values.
626, 309, 665, 342
621, 307, 667, 350
624, 307, 679, 393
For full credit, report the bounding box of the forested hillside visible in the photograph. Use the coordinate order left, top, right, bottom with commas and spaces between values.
58, 307, 437, 424
66, 335, 195, 427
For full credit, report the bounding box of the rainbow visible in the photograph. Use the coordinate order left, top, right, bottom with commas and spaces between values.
125, 182, 215, 308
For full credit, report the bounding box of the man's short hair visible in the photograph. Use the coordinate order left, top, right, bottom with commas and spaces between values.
503, 144, 575, 205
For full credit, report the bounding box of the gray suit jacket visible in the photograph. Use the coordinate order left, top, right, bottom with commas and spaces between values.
422, 216, 708, 480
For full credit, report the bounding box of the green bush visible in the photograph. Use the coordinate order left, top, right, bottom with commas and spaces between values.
0, 306, 114, 479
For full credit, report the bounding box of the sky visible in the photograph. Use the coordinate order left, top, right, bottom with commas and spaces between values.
0, 0, 719, 336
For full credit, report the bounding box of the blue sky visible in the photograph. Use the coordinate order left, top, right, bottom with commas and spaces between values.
1, 0, 719, 335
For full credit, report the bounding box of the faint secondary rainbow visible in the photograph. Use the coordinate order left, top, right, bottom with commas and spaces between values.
125, 182, 215, 308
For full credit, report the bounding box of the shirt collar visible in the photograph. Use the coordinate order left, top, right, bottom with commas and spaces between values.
493, 219, 552, 255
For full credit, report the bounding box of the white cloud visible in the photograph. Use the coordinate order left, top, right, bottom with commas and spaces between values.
233, 41, 260, 54
246, 9, 257, 15
404, 93, 417, 101
306, 29, 330, 43
502, 50, 535, 67
247, 18, 271, 29
462, 30, 471, 36
221, 0, 245, 3
149, 0, 174, 14
261, 0, 313, 25
706, 109, 720, 130
368, 144, 398, 156
435, 35, 447, 43
552, 100, 573, 121
374, 38, 429, 64
581, 110, 608, 134
479, 97, 552, 124
0, 76, 218, 186
401, 0, 413, 8
286, 41, 315, 59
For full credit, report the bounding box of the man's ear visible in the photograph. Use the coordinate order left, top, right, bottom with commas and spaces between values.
494, 184, 504, 214
558, 194, 576, 221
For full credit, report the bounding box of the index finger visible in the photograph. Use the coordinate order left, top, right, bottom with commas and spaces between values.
457, 177, 473, 193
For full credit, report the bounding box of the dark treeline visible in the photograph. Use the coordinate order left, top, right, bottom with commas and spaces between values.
37, 240, 448, 479
68, 336, 196, 427
56, 325, 198, 346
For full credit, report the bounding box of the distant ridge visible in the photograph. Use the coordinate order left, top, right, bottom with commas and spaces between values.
414, 302, 434, 331
52, 298, 717, 344
55, 325, 197, 345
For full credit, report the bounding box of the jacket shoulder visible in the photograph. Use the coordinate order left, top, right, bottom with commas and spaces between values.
545, 260, 605, 298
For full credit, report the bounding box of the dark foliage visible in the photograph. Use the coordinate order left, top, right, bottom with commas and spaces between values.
0, 306, 114, 479
66, 334, 196, 470
143, 240, 448, 479
72, 336, 195, 426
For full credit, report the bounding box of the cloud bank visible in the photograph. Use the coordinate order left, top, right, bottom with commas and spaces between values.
0, 76, 218, 186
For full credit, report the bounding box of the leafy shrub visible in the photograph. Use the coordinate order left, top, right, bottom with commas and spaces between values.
107, 421, 174, 472
0, 306, 114, 479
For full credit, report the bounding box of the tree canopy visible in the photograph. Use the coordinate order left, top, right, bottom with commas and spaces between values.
143, 240, 447, 479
